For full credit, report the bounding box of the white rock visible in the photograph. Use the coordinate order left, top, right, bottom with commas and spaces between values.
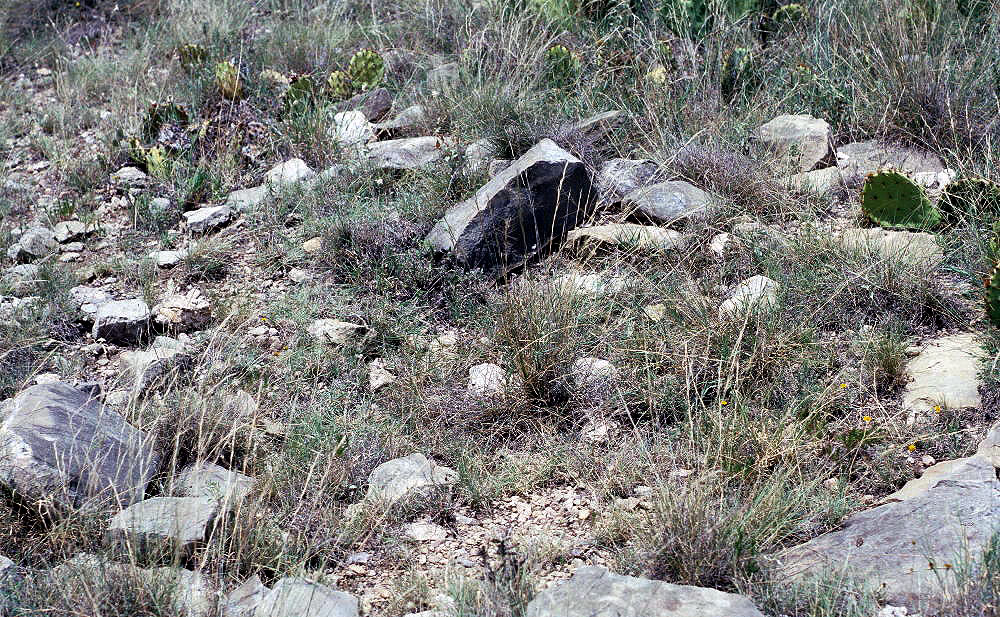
150, 249, 190, 267
225, 186, 268, 212
718, 275, 779, 318
111, 166, 148, 187
467, 363, 508, 396
108, 496, 218, 551
365, 453, 458, 505
184, 206, 233, 233
330, 111, 375, 149
404, 521, 448, 542
839, 228, 943, 266
368, 358, 397, 391
307, 319, 366, 346
754, 114, 835, 173
92, 299, 152, 343
265, 158, 315, 187
571, 357, 619, 391
153, 288, 211, 332
254, 578, 358, 617
367, 136, 450, 170
52, 220, 88, 243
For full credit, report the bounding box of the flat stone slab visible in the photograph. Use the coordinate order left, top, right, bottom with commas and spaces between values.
772, 422, 1000, 609
754, 114, 835, 173
525, 566, 764, 617
839, 228, 943, 265
254, 577, 358, 617
566, 223, 686, 252
109, 496, 217, 550
367, 136, 449, 169
901, 333, 984, 412
365, 453, 457, 505
0, 382, 159, 509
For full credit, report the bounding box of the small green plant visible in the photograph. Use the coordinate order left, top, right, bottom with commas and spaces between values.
543, 44, 582, 87
940, 177, 1000, 225
283, 73, 318, 115
214, 60, 243, 99
987, 260, 1000, 328
176, 43, 207, 72
861, 169, 941, 229
772, 3, 805, 24
721, 46, 755, 102
347, 49, 384, 92
326, 70, 353, 101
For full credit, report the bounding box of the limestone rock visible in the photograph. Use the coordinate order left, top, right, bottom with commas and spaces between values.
622, 181, 713, 225
467, 363, 508, 396
184, 205, 233, 233
570, 357, 619, 392
225, 185, 269, 212
754, 114, 836, 173
771, 451, 999, 607
566, 224, 686, 252
265, 158, 315, 187
719, 276, 779, 318
365, 453, 458, 505
109, 496, 217, 551
0, 382, 159, 509
92, 299, 152, 343
404, 520, 448, 542
111, 166, 149, 187
153, 288, 211, 332
4, 263, 40, 295
176, 461, 255, 513
525, 566, 764, 617
595, 158, 665, 203
6, 226, 57, 262
426, 139, 595, 270
70, 285, 112, 317
221, 575, 269, 617
839, 228, 943, 266
837, 141, 945, 186
426, 63, 459, 92
901, 333, 984, 413
307, 319, 367, 346
253, 577, 358, 617
782, 166, 843, 194
462, 138, 494, 174
119, 337, 190, 394
372, 105, 426, 134
150, 249, 190, 267
330, 111, 375, 149
52, 220, 88, 243
570, 110, 625, 140
368, 358, 397, 391
367, 136, 449, 170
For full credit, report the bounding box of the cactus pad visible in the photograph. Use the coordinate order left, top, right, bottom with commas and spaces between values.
214, 60, 242, 99
772, 3, 806, 24
326, 70, 353, 101
940, 177, 1000, 224
987, 260, 1000, 328
348, 49, 384, 92
544, 44, 582, 87
721, 47, 754, 102
177, 44, 207, 72
283, 73, 318, 114
861, 169, 941, 229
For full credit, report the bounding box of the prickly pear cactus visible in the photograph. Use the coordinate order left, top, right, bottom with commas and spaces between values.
987, 261, 1000, 328
177, 44, 207, 72
940, 177, 1000, 224
347, 49, 384, 92
772, 3, 806, 24
214, 60, 242, 99
861, 169, 941, 229
721, 47, 754, 103
326, 70, 353, 101
283, 73, 317, 114
544, 44, 581, 87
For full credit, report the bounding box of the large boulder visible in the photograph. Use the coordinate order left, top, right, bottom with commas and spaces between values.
425, 139, 595, 270
524, 566, 764, 617
771, 424, 1000, 609
622, 181, 713, 225
0, 382, 159, 509
754, 114, 835, 173
253, 578, 358, 617
365, 453, 457, 505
